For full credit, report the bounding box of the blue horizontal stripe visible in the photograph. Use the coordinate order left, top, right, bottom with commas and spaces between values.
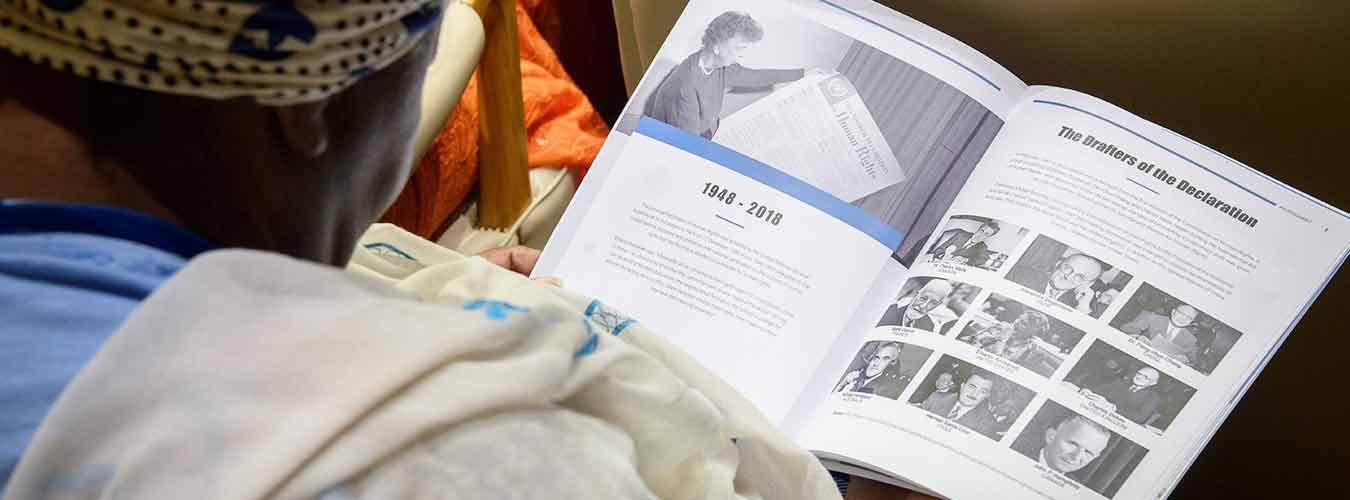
636, 117, 903, 249
1166, 130, 1350, 220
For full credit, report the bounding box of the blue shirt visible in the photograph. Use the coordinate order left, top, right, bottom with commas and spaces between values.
0, 200, 214, 489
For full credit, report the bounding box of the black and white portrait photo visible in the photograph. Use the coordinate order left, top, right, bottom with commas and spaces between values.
618, 0, 1005, 265
833, 340, 934, 399
1062, 340, 1197, 432
1004, 235, 1134, 318
1011, 401, 1148, 498
953, 293, 1087, 378
908, 355, 1035, 441
875, 277, 981, 334
918, 215, 1029, 271
1109, 283, 1243, 375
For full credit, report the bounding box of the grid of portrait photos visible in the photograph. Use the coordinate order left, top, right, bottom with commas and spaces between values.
823, 210, 1253, 498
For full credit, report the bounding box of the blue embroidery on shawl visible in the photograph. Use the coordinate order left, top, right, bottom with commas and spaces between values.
363, 242, 418, 262
574, 319, 599, 358
583, 299, 638, 336
463, 299, 528, 321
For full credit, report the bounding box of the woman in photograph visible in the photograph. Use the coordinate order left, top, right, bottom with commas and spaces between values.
646, 11, 822, 138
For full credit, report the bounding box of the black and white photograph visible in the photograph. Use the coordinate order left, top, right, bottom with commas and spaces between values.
619, 0, 1004, 264
907, 355, 1036, 441
832, 340, 934, 400
1108, 283, 1243, 375
953, 293, 1088, 378
1004, 235, 1134, 318
875, 277, 981, 334
1011, 401, 1148, 498
1063, 340, 1197, 432
626, 6, 829, 140
918, 215, 1029, 272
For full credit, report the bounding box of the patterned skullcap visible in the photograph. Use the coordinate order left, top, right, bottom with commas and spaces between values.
0, 0, 445, 105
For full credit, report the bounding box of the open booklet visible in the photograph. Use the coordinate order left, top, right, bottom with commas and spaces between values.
535, 1, 1350, 498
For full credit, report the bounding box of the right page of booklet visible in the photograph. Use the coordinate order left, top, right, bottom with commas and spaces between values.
792, 85, 1350, 500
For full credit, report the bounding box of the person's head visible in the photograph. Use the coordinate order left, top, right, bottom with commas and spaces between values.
0, 2, 445, 265
958, 371, 994, 408
935, 372, 955, 392
905, 279, 953, 319
1012, 310, 1050, 339
1003, 336, 1032, 360
1131, 367, 1160, 388
1042, 415, 1112, 473
947, 284, 975, 309
864, 342, 901, 378
1095, 288, 1121, 307
989, 383, 1022, 417
1050, 254, 1105, 291
701, 11, 763, 68
971, 220, 1001, 243
1170, 304, 1199, 328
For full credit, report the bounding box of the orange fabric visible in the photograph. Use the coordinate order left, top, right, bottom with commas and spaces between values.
380, 2, 610, 239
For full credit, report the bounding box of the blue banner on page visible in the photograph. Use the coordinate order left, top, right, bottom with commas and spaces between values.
636, 117, 904, 249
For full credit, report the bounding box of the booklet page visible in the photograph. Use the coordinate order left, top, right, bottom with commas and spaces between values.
795, 86, 1350, 500
543, 117, 900, 421
537, 0, 1026, 423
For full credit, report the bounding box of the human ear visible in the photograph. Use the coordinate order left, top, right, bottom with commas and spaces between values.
1044, 427, 1057, 445
273, 99, 331, 158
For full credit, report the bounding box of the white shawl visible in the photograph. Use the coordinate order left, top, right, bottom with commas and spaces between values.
4, 224, 838, 500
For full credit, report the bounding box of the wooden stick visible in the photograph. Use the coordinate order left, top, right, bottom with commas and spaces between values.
466, 0, 490, 17
473, 0, 531, 229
